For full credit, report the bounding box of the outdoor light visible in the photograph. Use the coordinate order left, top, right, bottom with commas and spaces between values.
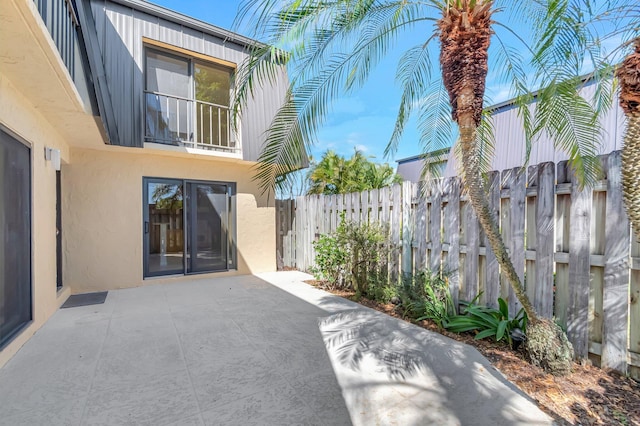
44, 147, 61, 171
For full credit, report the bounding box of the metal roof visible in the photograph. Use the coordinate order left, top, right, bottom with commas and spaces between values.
107, 0, 260, 47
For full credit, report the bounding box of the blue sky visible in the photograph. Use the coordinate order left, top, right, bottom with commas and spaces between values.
148, 1, 618, 166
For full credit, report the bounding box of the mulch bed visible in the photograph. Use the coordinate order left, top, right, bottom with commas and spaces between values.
306, 280, 640, 426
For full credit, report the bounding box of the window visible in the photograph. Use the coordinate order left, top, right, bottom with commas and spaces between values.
0, 128, 32, 348
143, 178, 237, 278
144, 48, 235, 151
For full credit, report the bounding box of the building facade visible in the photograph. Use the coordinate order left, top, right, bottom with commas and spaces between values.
0, 0, 286, 366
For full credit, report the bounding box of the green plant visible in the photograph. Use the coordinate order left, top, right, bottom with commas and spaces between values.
415, 271, 455, 328
310, 233, 348, 290
311, 217, 390, 294
444, 294, 528, 346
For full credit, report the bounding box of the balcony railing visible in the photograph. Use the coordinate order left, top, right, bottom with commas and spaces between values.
33, 0, 79, 80
145, 91, 237, 153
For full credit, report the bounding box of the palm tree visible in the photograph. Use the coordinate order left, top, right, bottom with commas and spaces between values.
232, 0, 605, 373
307, 150, 401, 195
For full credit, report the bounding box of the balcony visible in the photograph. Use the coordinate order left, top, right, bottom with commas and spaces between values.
33, 0, 79, 82
145, 91, 238, 153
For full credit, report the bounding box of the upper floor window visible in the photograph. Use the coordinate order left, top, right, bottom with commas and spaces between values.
144, 48, 235, 152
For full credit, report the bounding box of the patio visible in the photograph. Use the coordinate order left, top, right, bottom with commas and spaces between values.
0, 271, 551, 425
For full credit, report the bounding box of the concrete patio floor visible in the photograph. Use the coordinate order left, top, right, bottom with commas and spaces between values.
0, 271, 551, 425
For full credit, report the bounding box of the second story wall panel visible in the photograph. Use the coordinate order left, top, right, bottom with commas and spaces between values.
88, 0, 286, 160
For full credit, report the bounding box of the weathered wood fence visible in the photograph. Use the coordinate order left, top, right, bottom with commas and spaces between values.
276, 151, 640, 378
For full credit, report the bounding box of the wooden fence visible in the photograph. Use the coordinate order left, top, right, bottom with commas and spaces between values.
275, 151, 640, 378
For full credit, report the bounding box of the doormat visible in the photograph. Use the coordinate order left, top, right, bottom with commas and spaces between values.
61, 291, 108, 308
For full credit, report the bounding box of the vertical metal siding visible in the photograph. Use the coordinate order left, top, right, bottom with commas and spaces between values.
90, 0, 286, 156
241, 67, 288, 162
444, 87, 627, 177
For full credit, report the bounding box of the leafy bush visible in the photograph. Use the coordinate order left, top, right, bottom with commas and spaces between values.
310, 233, 348, 289
444, 294, 528, 345
311, 217, 390, 294
415, 271, 455, 328
311, 220, 453, 322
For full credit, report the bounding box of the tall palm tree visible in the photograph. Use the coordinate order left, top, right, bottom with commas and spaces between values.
618, 40, 640, 236
233, 0, 604, 373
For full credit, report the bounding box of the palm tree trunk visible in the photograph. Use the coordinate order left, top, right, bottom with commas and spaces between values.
617, 39, 640, 239
622, 112, 640, 237
456, 86, 539, 323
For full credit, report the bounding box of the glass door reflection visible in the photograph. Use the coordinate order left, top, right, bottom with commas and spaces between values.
145, 179, 185, 276
187, 182, 228, 273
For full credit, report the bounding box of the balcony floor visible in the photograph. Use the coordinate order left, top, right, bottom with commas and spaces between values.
0, 272, 550, 425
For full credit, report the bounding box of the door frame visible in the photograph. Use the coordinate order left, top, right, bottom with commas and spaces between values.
143, 177, 236, 279
143, 177, 186, 278
56, 170, 62, 290
185, 180, 229, 274
0, 124, 33, 350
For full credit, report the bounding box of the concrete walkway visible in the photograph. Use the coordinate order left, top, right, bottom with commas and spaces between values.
0, 272, 551, 425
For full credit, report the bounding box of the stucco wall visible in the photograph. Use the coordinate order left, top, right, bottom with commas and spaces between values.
0, 72, 72, 367
63, 147, 276, 293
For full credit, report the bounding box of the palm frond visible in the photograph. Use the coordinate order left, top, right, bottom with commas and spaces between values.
386, 36, 438, 158
246, 2, 437, 194
533, 77, 603, 187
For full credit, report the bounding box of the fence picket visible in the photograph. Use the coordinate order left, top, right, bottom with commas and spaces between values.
568, 169, 592, 359
555, 161, 571, 328
535, 162, 555, 318
464, 198, 479, 303
361, 190, 369, 223
402, 181, 413, 278
430, 185, 442, 272
485, 171, 500, 309
391, 184, 402, 283
415, 182, 428, 272
510, 169, 526, 316
602, 151, 630, 371
526, 166, 538, 309
370, 188, 379, 224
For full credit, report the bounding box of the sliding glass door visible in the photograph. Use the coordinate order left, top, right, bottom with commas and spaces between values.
186, 182, 228, 273
144, 179, 185, 277
143, 178, 234, 278
0, 128, 32, 348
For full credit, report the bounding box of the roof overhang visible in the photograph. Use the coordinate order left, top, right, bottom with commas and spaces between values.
0, 0, 107, 148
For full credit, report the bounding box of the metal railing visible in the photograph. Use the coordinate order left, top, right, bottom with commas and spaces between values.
33, 0, 79, 80
145, 91, 237, 152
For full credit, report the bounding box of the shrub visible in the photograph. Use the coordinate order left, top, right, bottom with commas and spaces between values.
310, 233, 348, 289
444, 294, 528, 346
311, 217, 390, 294
415, 271, 455, 328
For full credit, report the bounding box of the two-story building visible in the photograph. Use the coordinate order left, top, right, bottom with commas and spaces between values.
0, 0, 287, 366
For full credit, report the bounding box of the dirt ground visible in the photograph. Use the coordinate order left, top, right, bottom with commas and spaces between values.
308, 282, 640, 426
